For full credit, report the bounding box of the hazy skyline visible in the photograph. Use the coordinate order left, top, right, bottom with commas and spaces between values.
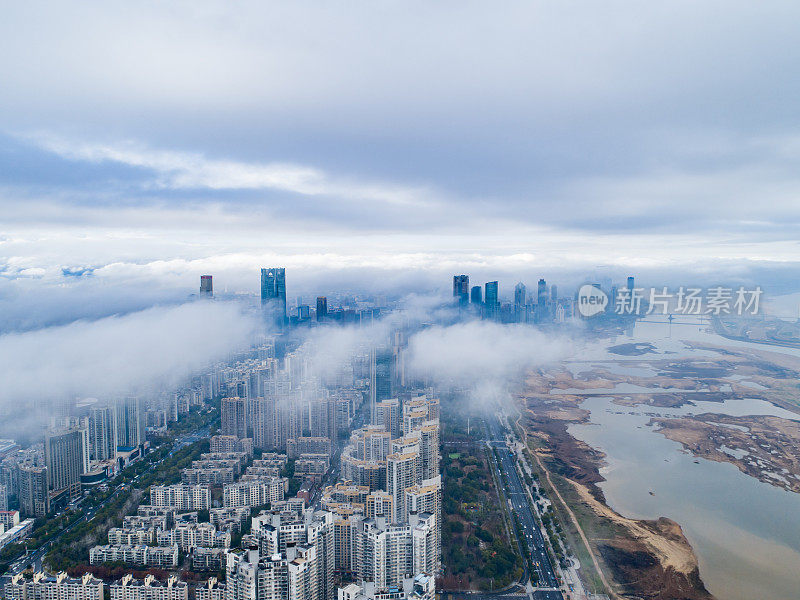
3, 1, 800, 329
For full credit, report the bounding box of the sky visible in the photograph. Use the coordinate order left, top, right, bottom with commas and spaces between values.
3, 1, 800, 330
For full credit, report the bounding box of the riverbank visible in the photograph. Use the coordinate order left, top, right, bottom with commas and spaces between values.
517, 375, 714, 600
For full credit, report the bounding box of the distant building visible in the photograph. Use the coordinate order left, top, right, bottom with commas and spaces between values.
200, 275, 213, 296
452, 275, 469, 305
89, 405, 117, 462
316, 297, 328, 321
514, 282, 526, 322
470, 285, 482, 305
221, 397, 248, 439
45, 428, 89, 501
484, 281, 499, 319
17, 464, 48, 517
261, 268, 287, 325
116, 396, 144, 450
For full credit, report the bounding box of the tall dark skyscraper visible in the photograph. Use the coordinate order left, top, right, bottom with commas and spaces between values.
316, 296, 328, 320
261, 267, 287, 323
484, 281, 499, 320
453, 275, 469, 304
470, 285, 482, 304
200, 275, 213, 296
514, 282, 527, 323
485, 281, 498, 305
627, 276, 635, 291
537, 278, 547, 305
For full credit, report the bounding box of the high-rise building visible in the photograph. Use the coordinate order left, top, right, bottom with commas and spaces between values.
514, 282, 526, 322
452, 275, 469, 305
17, 464, 48, 517
316, 297, 328, 321
537, 278, 547, 305
221, 397, 248, 439
200, 275, 213, 296
484, 281, 498, 320
261, 268, 287, 324
387, 450, 420, 524
89, 405, 117, 461
470, 286, 482, 305
627, 276, 635, 291
45, 428, 89, 500
116, 396, 144, 450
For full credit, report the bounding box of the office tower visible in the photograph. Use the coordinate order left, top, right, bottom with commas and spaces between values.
483, 281, 499, 320
369, 348, 393, 412
470, 285, 482, 305
484, 281, 498, 306
45, 428, 89, 500
627, 276, 635, 291
261, 268, 287, 324
316, 297, 328, 321
537, 278, 547, 305
514, 282, 526, 322
551, 285, 558, 303
89, 405, 117, 461
200, 275, 213, 296
452, 275, 469, 305
17, 464, 48, 517
116, 396, 144, 450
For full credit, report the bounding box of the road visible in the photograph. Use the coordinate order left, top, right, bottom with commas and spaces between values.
485, 413, 564, 600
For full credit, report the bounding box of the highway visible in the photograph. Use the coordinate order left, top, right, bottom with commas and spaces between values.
485, 413, 564, 600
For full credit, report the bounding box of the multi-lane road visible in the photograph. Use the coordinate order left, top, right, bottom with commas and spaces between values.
485, 413, 564, 600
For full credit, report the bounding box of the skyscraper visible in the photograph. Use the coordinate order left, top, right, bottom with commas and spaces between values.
116, 396, 144, 449
261, 268, 287, 324
89, 405, 117, 461
484, 281, 498, 319
316, 297, 328, 321
470, 286, 482, 305
17, 464, 49, 517
627, 276, 635, 291
200, 275, 213, 296
537, 278, 547, 305
45, 428, 89, 500
452, 275, 469, 305
514, 282, 526, 322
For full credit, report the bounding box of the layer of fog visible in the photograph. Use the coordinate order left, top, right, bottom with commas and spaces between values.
405, 320, 576, 408
0, 300, 259, 439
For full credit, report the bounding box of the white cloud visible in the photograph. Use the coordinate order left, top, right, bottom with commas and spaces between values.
0, 300, 259, 436
28, 134, 434, 206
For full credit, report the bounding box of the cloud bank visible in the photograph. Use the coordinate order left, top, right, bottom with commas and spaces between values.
0, 300, 259, 437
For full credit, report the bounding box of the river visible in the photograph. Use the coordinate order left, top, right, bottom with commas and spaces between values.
565, 316, 800, 600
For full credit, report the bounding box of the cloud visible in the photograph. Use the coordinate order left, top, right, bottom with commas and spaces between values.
28, 135, 434, 207
405, 320, 575, 405
0, 300, 259, 437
